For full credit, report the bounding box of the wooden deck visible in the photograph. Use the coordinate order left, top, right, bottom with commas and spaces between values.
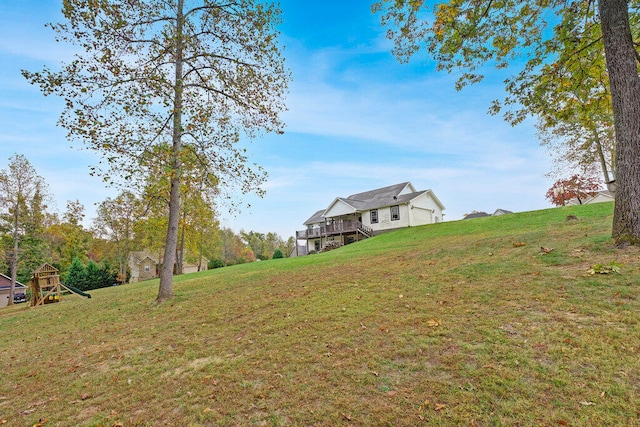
297, 221, 373, 239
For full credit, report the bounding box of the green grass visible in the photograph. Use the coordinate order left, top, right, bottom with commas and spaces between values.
1, 202, 640, 426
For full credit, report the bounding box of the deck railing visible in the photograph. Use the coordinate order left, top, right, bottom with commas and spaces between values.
296, 221, 373, 239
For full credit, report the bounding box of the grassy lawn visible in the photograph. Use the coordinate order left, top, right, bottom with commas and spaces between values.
1, 202, 639, 426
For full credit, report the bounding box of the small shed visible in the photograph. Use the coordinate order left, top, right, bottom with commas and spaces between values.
29, 263, 62, 306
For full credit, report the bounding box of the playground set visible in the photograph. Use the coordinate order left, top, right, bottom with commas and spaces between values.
28, 263, 91, 307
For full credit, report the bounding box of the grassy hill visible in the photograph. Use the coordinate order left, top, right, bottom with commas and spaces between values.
1, 202, 639, 426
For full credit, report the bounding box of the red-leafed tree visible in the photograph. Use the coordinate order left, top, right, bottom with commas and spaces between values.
546, 175, 602, 207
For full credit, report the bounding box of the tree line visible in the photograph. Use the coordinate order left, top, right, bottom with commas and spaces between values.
0, 154, 293, 303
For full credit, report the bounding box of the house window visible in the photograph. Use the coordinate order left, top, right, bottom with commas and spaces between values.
144, 264, 150, 273
314, 241, 320, 251
370, 209, 378, 224
390, 205, 400, 221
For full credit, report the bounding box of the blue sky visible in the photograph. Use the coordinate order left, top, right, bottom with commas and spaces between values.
0, 1, 552, 239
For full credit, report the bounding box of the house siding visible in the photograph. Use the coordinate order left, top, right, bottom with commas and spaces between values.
364, 204, 411, 233
324, 199, 355, 217
410, 192, 443, 223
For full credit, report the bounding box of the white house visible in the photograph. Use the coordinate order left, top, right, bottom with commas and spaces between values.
297, 182, 445, 253
565, 189, 615, 206
584, 190, 615, 204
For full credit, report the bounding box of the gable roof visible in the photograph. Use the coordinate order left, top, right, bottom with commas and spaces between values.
33, 263, 58, 274
585, 190, 614, 204
464, 211, 490, 219
129, 251, 159, 265
347, 182, 414, 202
303, 209, 326, 226
0, 273, 26, 289
493, 208, 513, 216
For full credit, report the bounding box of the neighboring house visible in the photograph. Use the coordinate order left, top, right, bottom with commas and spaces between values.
463, 211, 490, 220
128, 250, 208, 283
0, 274, 27, 307
493, 209, 513, 216
464, 209, 512, 219
565, 190, 614, 206
128, 251, 159, 283
585, 190, 615, 205
182, 256, 209, 274
297, 182, 445, 254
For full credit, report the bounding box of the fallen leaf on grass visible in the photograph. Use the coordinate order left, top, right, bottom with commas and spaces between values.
512, 241, 526, 247
386, 390, 397, 397
427, 319, 441, 327
580, 401, 595, 406
585, 261, 622, 275
341, 413, 352, 421
33, 420, 48, 427
434, 403, 447, 411
203, 407, 212, 413
540, 247, 554, 255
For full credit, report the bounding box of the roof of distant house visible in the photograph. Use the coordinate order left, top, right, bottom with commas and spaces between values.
0, 273, 26, 290
129, 251, 159, 265
493, 208, 513, 216
463, 211, 490, 219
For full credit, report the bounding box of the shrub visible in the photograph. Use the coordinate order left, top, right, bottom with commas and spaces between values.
272, 248, 284, 259
208, 258, 224, 269
320, 241, 342, 252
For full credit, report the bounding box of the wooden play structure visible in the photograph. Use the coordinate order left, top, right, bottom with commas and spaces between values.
28, 263, 91, 307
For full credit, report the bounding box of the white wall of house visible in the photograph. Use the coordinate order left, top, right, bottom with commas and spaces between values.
398, 183, 416, 196
363, 204, 410, 232
409, 205, 433, 225
323, 199, 356, 218
409, 192, 443, 224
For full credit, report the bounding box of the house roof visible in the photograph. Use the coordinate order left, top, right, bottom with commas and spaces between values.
129, 251, 159, 265
303, 209, 327, 226
463, 211, 490, 219
0, 273, 26, 289
493, 208, 513, 216
347, 182, 413, 202
585, 190, 614, 204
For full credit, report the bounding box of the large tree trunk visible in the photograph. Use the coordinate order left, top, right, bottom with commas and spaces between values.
157, 0, 185, 303
599, 0, 640, 245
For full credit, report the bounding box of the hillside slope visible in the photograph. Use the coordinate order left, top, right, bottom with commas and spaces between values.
1, 203, 639, 426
